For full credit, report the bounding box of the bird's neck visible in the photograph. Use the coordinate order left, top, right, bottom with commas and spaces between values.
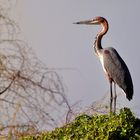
94, 21, 109, 56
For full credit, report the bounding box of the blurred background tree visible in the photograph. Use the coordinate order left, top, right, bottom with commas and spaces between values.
0, 0, 72, 137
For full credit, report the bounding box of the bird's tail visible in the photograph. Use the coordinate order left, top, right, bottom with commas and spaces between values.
125, 87, 133, 101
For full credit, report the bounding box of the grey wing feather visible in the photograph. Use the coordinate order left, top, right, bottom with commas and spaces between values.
103, 48, 133, 100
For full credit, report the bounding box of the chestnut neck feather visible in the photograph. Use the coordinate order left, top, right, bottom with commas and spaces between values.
94, 20, 109, 56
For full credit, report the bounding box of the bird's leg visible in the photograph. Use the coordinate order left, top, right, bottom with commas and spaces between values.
114, 83, 117, 114
110, 81, 113, 114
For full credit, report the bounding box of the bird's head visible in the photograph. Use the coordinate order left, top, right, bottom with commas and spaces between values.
74, 16, 107, 25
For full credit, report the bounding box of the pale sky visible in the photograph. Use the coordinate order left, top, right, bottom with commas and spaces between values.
15, 1, 140, 115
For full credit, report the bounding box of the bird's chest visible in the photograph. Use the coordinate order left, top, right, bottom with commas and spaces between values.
98, 54, 107, 74
98, 51, 108, 75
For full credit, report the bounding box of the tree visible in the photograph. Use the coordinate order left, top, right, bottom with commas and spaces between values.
0, 0, 71, 136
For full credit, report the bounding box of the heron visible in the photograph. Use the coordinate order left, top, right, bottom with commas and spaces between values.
74, 16, 133, 114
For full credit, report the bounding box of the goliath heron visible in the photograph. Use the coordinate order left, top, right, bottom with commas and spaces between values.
74, 16, 133, 114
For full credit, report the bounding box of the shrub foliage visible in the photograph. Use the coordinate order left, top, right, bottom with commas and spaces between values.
20, 108, 140, 140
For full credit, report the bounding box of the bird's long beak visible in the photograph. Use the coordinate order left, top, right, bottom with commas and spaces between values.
73, 19, 98, 25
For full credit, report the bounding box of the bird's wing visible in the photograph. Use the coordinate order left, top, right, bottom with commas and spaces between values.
103, 48, 133, 100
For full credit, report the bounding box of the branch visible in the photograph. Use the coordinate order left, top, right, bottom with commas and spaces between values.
0, 71, 18, 95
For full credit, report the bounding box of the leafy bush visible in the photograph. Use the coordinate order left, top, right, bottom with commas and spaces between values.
20, 108, 140, 140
